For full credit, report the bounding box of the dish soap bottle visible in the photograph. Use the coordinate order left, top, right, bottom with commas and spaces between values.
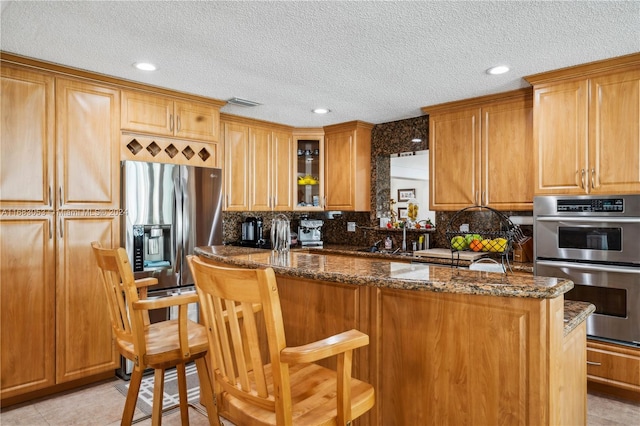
384, 235, 393, 250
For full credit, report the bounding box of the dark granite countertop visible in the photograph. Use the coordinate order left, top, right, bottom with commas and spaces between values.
564, 300, 596, 337
195, 245, 572, 299
312, 243, 535, 273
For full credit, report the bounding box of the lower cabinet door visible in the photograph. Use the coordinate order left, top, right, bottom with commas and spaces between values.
55, 214, 119, 383
0, 216, 56, 399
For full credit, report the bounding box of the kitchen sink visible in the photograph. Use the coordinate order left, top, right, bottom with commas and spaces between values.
356, 247, 414, 256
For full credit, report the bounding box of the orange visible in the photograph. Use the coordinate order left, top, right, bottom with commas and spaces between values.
469, 239, 483, 252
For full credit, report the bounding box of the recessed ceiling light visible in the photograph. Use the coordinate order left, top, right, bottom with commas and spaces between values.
486, 65, 510, 75
134, 62, 157, 71
312, 108, 330, 114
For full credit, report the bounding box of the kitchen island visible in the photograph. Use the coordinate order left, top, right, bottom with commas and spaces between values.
195, 246, 594, 425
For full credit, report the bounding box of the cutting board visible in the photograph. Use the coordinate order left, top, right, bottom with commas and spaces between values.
413, 248, 487, 261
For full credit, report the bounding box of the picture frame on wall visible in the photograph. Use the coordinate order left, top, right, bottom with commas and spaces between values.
398, 207, 408, 220
398, 188, 416, 202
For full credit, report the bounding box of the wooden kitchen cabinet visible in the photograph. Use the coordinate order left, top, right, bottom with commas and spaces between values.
250, 127, 294, 211
0, 216, 56, 399
271, 130, 294, 211
223, 120, 250, 211
526, 54, 640, 195
559, 322, 588, 425
222, 114, 294, 211
293, 129, 324, 211
121, 90, 221, 142
1, 64, 119, 403
56, 215, 120, 383
587, 339, 640, 401
323, 121, 373, 211
424, 89, 533, 211
57, 78, 120, 210
0, 65, 55, 209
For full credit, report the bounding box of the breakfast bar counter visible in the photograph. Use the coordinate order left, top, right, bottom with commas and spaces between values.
196, 245, 565, 298
195, 246, 593, 425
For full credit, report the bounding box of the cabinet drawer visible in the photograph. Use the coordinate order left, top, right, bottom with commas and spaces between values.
587, 341, 640, 389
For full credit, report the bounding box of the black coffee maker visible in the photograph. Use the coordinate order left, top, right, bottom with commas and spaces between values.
241, 216, 265, 246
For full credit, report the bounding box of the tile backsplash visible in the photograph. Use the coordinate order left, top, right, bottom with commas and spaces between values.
222, 115, 532, 249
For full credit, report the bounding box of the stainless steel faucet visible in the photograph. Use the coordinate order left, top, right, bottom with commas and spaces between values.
402, 224, 407, 252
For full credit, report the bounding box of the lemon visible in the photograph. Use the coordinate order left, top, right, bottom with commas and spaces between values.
494, 238, 508, 252
480, 239, 491, 252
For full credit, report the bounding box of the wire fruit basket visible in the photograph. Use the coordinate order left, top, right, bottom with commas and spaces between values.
445, 205, 527, 272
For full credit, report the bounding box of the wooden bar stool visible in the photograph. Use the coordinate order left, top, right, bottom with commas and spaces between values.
91, 242, 217, 426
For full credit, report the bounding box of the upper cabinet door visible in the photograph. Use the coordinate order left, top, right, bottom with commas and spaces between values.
122, 90, 220, 143
56, 78, 120, 209
533, 80, 589, 194
174, 100, 220, 142
1, 66, 55, 209
324, 121, 372, 211
249, 126, 272, 211
271, 130, 294, 211
324, 129, 355, 210
293, 132, 324, 211
429, 108, 481, 210
121, 91, 173, 136
527, 54, 640, 196
482, 98, 533, 209
589, 69, 640, 194
223, 122, 250, 211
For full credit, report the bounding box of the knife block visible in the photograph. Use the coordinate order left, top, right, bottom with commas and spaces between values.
513, 237, 533, 263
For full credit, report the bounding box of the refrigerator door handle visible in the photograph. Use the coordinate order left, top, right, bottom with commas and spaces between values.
173, 171, 183, 280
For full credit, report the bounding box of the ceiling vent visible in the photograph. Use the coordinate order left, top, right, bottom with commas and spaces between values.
226, 97, 262, 107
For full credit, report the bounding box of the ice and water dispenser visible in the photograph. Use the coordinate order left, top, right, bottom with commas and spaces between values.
132, 224, 172, 272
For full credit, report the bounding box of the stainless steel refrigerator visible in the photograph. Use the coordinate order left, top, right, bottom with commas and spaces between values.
121, 160, 223, 294
119, 160, 222, 377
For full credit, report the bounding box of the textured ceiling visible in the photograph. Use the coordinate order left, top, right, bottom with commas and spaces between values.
1, 1, 638, 127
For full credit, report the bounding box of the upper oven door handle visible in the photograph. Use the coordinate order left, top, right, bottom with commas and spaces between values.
536, 260, 640, 274
535, 217, 640, 224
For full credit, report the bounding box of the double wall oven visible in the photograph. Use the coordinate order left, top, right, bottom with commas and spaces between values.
534, 195, 640, 347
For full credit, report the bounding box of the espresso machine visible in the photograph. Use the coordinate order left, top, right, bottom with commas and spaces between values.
241, 216, 266, 247
298, 219, 323, 247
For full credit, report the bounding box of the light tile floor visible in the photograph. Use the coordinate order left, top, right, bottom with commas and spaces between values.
1, 377, 638, 425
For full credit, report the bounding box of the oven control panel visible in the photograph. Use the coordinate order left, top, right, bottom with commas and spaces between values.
557, 198, 623, 213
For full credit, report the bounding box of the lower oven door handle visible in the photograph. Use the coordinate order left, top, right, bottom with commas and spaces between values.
535, 216, 640, 224
536, 260, 640, 274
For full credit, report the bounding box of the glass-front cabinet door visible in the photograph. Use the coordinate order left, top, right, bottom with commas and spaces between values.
293, 130, 324, 210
